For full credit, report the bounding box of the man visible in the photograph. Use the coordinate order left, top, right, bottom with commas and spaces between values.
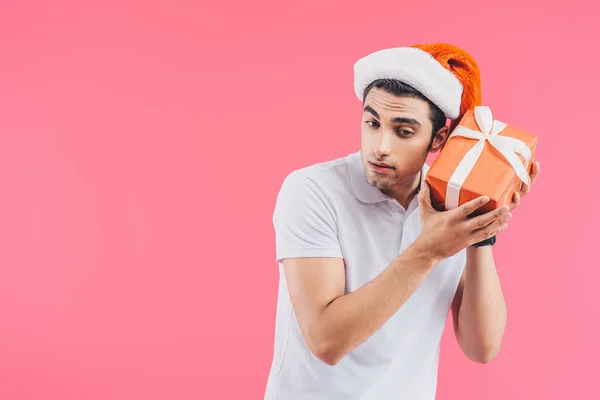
264, 43, 540, 400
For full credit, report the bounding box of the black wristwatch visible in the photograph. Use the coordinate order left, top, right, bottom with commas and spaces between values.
472, 235, 496, 247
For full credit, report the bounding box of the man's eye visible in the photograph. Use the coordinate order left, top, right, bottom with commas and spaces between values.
365, 121, 379, 128
396, 129, 414, 136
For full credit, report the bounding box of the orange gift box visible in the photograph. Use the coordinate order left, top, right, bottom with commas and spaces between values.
426, 106, 537, 216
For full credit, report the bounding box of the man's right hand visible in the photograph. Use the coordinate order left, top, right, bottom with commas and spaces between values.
416, 181, 512, 262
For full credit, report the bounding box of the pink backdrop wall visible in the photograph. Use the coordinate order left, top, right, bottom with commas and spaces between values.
1, 1, 598, 399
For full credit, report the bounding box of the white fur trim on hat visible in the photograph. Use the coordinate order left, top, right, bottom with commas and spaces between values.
353, 47, 463, 119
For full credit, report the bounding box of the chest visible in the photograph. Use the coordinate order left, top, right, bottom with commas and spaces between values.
334, 199, 465, 367
337, 201, 419, 288
336, 200, 464, 296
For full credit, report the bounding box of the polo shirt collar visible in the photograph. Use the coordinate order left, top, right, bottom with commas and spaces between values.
348, 151, 430, 204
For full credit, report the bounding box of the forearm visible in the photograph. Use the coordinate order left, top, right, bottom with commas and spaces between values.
457, 246, 507, 363
314, 240, 437, 365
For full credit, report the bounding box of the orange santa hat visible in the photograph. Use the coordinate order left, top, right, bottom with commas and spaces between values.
353, 43, 482, 131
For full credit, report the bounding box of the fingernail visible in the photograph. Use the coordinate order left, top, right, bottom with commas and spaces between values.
481, 197, 489, 204
501, 206, 509, 214
506, 213, 512, 220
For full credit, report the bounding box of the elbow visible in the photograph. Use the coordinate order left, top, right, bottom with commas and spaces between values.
468, 344, 501, 364
313, 346, 343, 366
459, 334, 501, 364
305, 335, 346, 366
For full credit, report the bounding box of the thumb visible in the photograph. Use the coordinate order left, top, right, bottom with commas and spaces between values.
418, 181, 434, 212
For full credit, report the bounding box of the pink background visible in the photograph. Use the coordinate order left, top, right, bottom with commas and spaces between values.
1, 1, 598, 399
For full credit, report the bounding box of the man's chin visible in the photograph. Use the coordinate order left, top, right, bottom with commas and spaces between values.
366, 175, 394, 190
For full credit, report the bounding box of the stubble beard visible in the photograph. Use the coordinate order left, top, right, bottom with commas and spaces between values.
364, 167, 399, 190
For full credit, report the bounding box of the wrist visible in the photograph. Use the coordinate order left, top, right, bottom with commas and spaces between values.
466, 244, 495, 269
471, 234, 496, 247
466, 244, 493, 257
408, 236, 442, 266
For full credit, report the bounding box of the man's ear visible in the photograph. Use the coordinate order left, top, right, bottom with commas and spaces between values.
429, 126, 451, 153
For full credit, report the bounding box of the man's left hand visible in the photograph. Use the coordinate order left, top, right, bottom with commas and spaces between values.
509, 160, 541, 211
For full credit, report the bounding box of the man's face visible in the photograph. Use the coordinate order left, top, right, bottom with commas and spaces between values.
360, 88, 446, 191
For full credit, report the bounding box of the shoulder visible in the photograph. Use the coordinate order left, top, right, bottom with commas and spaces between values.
273, 154, 357, 225
272, 156, 353, 262
276, 154, 354, 200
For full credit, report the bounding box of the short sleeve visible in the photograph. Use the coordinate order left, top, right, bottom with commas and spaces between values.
273, 171, 343, 262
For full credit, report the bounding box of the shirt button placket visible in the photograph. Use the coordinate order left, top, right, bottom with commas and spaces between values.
396, 206, 406, 254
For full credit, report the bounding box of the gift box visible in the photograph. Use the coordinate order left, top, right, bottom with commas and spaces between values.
425, 106, 537, 216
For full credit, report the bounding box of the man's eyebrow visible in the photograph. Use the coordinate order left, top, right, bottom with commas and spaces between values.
363, 105, 380, 119
391, 117, 421, 126
363, 105, 422, 127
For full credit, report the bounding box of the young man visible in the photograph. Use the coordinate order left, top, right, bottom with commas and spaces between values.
264, 43, 540, 400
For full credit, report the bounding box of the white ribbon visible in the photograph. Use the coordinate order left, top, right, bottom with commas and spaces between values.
445, 106, 532, 210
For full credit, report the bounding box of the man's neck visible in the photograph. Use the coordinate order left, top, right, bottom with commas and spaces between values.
382, 170, 422, 210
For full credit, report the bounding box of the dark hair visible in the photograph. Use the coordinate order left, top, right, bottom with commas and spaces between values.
363, 79, 447, 145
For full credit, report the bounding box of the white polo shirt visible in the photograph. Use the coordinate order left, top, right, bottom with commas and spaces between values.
264, 151, 466, 400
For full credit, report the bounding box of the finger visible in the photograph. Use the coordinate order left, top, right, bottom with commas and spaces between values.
520, 161, 540, 196
472, 215, 510, 243
530, 161, 540, 185
485, 220, 508, 239
418, 181, 434, 212
509, 192, 521, 211
454, 195, 490, 220
468, 205, 510, 231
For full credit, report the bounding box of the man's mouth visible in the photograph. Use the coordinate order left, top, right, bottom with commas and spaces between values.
368, 161, 395, 174
369, 161, 393, 169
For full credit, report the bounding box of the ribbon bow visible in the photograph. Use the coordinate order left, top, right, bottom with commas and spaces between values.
445, 106, 532, 210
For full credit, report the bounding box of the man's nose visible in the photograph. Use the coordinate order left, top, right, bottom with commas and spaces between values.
374, 130, 393, 157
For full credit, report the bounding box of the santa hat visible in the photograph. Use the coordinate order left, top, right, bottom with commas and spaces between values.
353, 43, 481, 130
